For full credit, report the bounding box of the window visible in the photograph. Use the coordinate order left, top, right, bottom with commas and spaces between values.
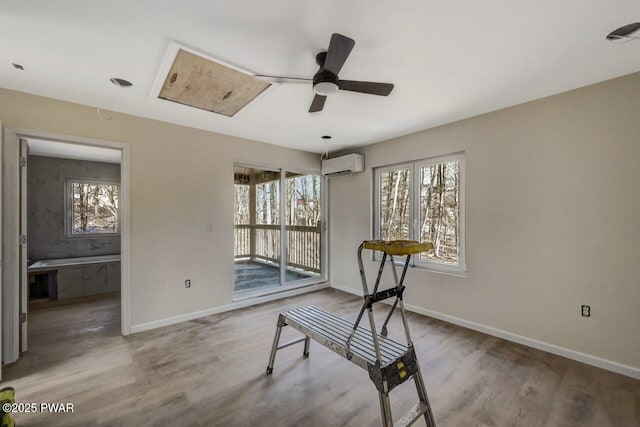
66, 180, 120, 237
255, 180, 280, 225
374, 153, 465, 273
234, 183, 250, 225
379, 166, 411, 241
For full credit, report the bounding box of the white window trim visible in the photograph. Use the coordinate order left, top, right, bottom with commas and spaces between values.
373, 153, 466, 274
65, 178, 121, 238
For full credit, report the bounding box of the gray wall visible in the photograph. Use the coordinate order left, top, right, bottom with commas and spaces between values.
27, 155, 121, 260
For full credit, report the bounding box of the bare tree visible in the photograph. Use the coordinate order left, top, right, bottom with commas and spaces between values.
72, 182, 119, 234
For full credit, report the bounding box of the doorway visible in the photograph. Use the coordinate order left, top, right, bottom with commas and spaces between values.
233, 164, 325, 295
2, 128, 131, 368
27, 138, 121, 353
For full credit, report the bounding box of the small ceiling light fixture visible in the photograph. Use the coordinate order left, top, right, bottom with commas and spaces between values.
320, 135, 333, 160
110, 77, 133, 87
12, 63, 24, 70
606, 22, 640, 44
98, 78, 133, 121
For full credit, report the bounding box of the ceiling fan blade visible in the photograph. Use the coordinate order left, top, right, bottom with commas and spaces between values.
338, 80, 394, 96
309, 94, 327, 112
253, 74, 312, 84
323, 33, 355, 76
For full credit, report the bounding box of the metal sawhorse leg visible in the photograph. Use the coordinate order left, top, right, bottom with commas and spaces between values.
266, 313, 310, 375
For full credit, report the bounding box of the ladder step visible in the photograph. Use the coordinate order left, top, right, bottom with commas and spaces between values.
394, 401, 430, 427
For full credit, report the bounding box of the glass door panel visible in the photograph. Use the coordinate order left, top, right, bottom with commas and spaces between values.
379, 167, 411, 241
285, 172, 322, 284
234, 166, 281, 292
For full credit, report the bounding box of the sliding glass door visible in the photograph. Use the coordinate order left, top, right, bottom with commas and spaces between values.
234, 165, 324, 294
234, 166, 281, 292
285, 172, 322, 284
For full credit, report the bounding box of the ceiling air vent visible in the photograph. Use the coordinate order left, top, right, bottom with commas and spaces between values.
158, 48, 271, 117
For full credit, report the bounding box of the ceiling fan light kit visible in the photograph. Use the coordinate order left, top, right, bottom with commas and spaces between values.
313, 81, 339, 96
97, 77, 133, 121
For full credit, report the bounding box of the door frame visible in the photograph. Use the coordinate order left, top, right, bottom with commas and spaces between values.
2, 127, 132, 364
19, 138, 27, 353
0, 122, 4, 379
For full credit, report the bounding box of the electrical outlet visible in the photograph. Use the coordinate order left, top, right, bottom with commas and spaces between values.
185, 279, 191, 288
581, 305, 590, 317
208, 223, 214, 232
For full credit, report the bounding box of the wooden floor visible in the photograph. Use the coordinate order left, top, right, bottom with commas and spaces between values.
2, 289, 639, 426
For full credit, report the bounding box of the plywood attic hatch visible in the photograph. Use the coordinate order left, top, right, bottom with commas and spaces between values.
158, 49, 271, 117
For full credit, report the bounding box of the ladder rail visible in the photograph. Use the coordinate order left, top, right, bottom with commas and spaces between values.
380, 298, 398, 337
379, 255, 400, 338
396, 255, 414, 347
348, 244, 386, 358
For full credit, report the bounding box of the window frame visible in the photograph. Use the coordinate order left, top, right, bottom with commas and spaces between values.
373, 161, 414, 245
373, 153, 466, 274
65, 178, 121, 238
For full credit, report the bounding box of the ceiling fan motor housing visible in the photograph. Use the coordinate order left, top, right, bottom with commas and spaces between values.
313, 52, 339, 95
315, 51, 328, 67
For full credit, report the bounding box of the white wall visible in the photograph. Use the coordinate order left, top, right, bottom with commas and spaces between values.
329, 72, 640, 374
0, 88, 320, 327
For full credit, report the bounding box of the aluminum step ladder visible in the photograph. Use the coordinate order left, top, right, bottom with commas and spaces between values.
267, 240, 437, 427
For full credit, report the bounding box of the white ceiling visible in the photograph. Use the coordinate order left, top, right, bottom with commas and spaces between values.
27, 138, 121, 164
1, 1, 639, 153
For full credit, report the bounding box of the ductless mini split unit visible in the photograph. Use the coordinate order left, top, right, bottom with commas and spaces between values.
321, 153, 364, 177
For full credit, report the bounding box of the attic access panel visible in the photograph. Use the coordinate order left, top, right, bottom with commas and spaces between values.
158, 49, 270, 117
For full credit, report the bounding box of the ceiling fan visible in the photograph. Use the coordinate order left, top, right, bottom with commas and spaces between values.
255, 33, 394, 112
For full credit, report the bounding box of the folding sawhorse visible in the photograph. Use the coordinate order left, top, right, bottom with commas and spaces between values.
267, 240, 437, 427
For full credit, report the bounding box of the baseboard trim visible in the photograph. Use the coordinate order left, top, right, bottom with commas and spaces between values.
329, 282, 363, 296
131, 282, 329, 334
329, 282, 640, 380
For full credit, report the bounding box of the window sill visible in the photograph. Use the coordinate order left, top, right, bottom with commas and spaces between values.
371, 257, 467, 278
65, 233, 121, 239
410, 263, 467, 278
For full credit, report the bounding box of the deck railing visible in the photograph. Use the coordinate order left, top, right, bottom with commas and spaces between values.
234, 224, 321, 273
